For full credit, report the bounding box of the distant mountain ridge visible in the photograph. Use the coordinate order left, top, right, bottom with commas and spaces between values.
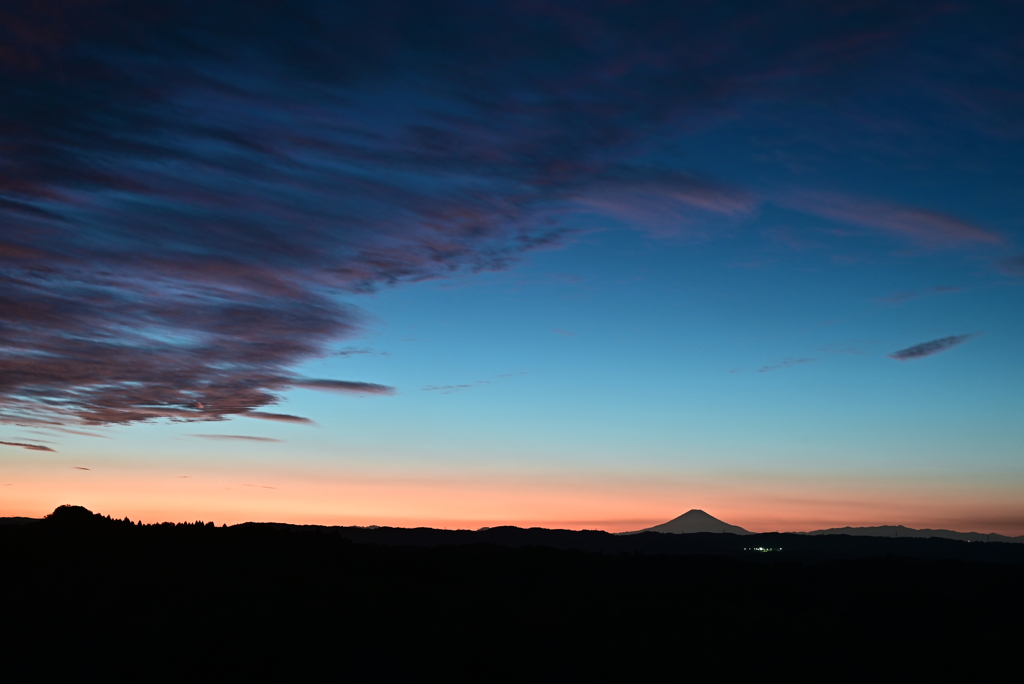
616, 511, 1024, 543
0, 517, 41, 525
620, 509, 752, 535
4, 509, 1023, 543
803, 524, 1024, 544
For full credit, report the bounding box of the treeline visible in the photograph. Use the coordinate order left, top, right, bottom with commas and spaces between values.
43, 503, 219, 528
3, 505, 1020, 678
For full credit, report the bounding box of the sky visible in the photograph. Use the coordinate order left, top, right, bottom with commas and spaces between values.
3, 0, 1023, 533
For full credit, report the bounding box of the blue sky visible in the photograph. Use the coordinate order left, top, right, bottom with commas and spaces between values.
2, 1, 1023, 532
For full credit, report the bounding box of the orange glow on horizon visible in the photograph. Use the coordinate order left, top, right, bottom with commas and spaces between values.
3, 466, 1022, 536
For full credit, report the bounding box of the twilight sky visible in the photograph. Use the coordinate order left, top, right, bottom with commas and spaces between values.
3, 0, 1023, 533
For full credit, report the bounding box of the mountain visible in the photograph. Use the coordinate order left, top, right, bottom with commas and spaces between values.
620, 509, 752, 535
0, 517, 41, 525
803, 524, 1024, 544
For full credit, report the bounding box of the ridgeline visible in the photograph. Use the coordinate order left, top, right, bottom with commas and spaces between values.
3, 505, 1021, 676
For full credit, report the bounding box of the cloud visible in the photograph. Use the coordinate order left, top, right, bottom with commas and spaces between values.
72, 466, 90, 470
572, 172, 756, 238
0, 440, 55, 452
422, 376, 505, 394
288, 379, 395, 395
333, 348, 374, 357
47, 427, 111, 438
189, 434, 283, 442
818, 342, 876, 356
425, 380, 491, 393
758, 358, 815, 373
244, 412, 314, 424
999, 253, 1024, 276
787, 193, 1001, 248
889, 334, 977, 361
877, 291, 918, 304
0, 1, 1009, 426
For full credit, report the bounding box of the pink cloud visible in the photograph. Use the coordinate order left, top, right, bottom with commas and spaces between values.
574, 174, 756, 238
787, 193, 1002, 248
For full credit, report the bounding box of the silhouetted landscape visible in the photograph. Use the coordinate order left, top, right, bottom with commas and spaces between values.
5, 3, 1022, 676
4, 505, 1022, 675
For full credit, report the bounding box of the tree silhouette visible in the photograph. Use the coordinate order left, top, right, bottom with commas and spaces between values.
44, 504, 101, 525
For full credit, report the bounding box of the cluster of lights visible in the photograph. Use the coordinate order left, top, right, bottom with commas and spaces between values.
744, 547, 782, 553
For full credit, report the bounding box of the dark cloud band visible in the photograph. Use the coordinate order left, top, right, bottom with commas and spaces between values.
0, 440, 55, 452
289, 380, 395, 395
244, 412, 314, 424
889, 334, 976, 361
189, 434, 283, 442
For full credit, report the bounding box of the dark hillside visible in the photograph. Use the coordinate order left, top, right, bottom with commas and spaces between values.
262, 522, 1024, 564
3, 508, 1023, 676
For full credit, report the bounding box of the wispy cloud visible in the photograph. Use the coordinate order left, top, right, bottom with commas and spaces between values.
72, 466, 90, 470
288, 379, 395, 395
818, 341, 880, 356
889, 334, 977, 361
422, 382, 492, 394
422, 374, 516, 395
788, 193, 1001, 248
0, 1, 1012, 427
423, 385, 474, 394
47, 427, 111, 438
999, 253, 1024, 276
553, 329, 577, 337
877, 291, 917, 304
244, 412, 314, 424
333, 348, 375, 357
573, 172, 756, 238
758, 358, 815, 373
0, 440, 55, 452
189, 434, 282, 443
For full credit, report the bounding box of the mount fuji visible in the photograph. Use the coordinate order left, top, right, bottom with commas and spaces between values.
621, 509, 752, 535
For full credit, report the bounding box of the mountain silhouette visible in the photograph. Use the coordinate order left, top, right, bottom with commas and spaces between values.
803, 524, 1024, 544
0, 516, 41, 525
622, 509, 752, 535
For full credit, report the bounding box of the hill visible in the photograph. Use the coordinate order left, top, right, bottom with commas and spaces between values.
0, 517, 41, 525
804, 524, 1024, 544
3, 504, 1023, 677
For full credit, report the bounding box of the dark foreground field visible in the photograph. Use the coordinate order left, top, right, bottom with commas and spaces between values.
5, 507, 1021, 677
